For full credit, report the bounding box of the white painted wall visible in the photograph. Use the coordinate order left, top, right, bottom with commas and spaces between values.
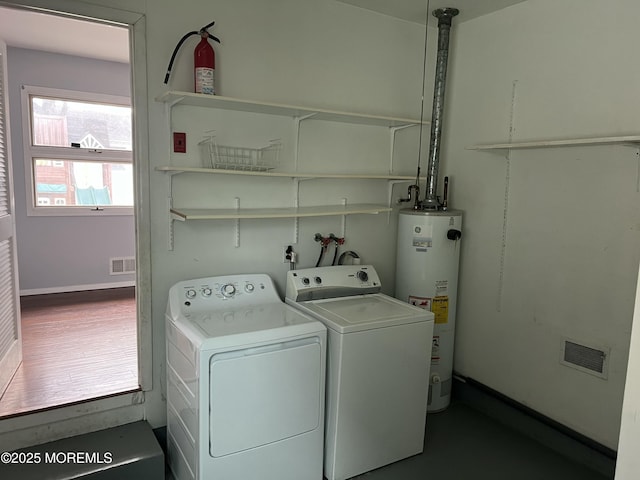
145, 0, 431, 427
443, 0, 640, 449
3, 0, 640, 461
0, 0, 430, 448
7, 47, 135, 293
616, 264, 640, 478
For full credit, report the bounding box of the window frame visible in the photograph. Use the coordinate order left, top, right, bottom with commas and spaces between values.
21, 85, 134, 216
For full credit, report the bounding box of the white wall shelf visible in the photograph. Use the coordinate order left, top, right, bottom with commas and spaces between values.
156, 91, 427, 127
156, 166, 420, 180
170, 204, 391, 221
467, 135, 640, 151
158, 91, 424, 250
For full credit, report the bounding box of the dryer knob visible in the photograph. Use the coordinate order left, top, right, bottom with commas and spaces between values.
314, 276, 322, 284
185, 289, 197, 299
302, 277, 310, 286
245, 283, 255, 293
357, 270, 369, 282
221, 284, 236, 298
202, 287, 212, 297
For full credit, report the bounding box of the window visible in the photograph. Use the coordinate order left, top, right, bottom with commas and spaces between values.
22, 86, 133, 216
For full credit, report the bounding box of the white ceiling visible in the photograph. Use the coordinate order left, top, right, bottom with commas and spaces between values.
0, 1, 526, 64
0, 6, 129, 63
337, 0, 528, 25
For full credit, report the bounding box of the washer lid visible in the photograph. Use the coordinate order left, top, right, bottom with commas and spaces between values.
295, 293, 433, 333
176, 303, 325, 349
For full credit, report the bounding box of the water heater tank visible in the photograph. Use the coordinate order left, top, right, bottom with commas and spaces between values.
395, 209, 462, 412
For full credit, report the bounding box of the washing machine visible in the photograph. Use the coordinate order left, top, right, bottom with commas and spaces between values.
166, 273, 326, 480
285, 265, 434, 480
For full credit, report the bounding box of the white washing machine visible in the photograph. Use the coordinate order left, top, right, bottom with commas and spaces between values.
285, 265, 434, 480
166, 273, 326, 480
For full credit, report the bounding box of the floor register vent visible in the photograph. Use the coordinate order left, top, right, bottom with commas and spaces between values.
560, 338, 609, 379
110, 256, 136, 275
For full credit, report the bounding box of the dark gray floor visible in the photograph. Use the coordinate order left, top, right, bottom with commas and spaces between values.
166, 401, 612, 480
352, 402, 610, 480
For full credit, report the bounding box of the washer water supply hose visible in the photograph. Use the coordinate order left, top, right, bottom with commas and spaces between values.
314, 233, 346, 267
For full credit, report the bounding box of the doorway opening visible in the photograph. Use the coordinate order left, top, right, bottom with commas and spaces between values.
0, 288, 138, 417
0, 6, 139, 417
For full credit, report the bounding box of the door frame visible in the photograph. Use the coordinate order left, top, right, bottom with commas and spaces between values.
0, 0, 151, 451
0, 37, 22, 399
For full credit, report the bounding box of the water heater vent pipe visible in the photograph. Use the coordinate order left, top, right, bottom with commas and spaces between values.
422, 7, 459, 210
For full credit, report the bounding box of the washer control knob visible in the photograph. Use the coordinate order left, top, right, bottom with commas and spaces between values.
221, 283, 236, 298
302, 277, 310, 286
314, 276, 322, 284
201, 287, 212, 297
357, 270, 369, 282
245, 283, 255, 293
185, 289, 197, 299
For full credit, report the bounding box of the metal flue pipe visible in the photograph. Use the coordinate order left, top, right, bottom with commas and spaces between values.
422, 7, 459, 210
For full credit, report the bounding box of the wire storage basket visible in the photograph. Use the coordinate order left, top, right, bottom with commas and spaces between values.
199, 137, 281, 171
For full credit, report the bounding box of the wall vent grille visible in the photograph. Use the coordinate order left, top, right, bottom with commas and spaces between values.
110, 257, 136, 275
560, 338, 609, 379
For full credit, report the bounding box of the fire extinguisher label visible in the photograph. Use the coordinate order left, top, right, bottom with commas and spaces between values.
432, 296, 449, 324
196, 67, 215, 95
408, 296, 431, 310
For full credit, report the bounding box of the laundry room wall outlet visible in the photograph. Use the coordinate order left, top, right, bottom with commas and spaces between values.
173, 132, 186, 153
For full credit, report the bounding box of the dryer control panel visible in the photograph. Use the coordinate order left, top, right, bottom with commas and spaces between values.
168, 273, 280, 315
285, 265, 382, 302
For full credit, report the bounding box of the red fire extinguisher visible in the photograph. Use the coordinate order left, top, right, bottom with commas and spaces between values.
164, 21, 221, 95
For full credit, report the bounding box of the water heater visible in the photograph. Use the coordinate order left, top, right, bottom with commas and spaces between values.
395, 209, 462, 412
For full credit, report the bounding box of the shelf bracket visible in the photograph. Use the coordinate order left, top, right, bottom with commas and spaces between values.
293, 178, 300, 244
497, 80, 519, 312
164, 170, 185, 250
168, 202, 175, 251
389, 124, 417, 174
293, 113, 317, 171
291, 177, 313, 243
167, 172, 176, 251
165, 96, 184, 167
234, 197, 240, 248
341, 198, 347, 238
636, 147, 640, 193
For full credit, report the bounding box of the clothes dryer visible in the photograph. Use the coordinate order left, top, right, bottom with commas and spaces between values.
166, 274, 326, 480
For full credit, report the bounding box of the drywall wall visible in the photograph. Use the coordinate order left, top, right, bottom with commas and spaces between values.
616, 263, 640, 478
0, 0, 431, 446
2, 0, 640, 461
443, 0, 640, 449
7, 47, 135, 293
144, 0, 431, 426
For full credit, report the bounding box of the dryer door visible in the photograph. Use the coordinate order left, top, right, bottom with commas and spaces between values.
209, 337, 322, 457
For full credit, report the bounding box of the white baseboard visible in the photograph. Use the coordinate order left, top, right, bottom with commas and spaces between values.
20, 281, 135, 296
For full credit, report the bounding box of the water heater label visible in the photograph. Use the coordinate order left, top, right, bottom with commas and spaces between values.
412, 225, 433, 250
432, 336, 440, 364
408, 296, 431, 310
432, 296, 449, 324
435, 280, 448, 296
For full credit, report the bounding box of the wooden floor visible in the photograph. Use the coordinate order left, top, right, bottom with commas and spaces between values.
0, 288, 139, 418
